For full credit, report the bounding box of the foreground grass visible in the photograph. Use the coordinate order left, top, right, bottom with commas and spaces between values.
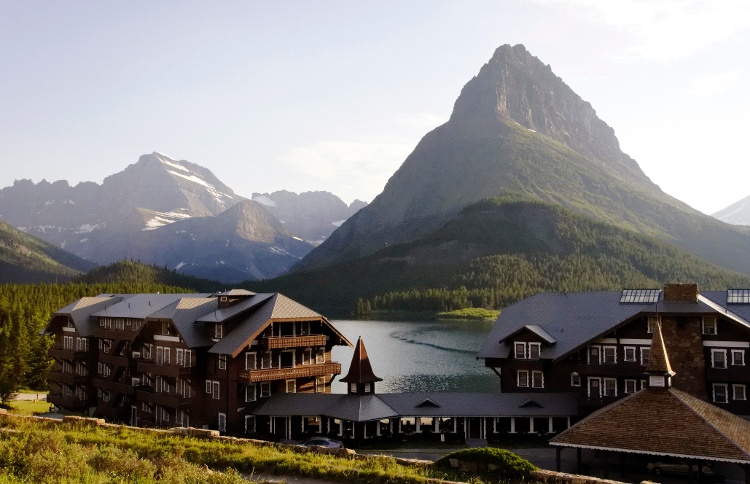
0, 415, 504, 484
9, 400, 51, 416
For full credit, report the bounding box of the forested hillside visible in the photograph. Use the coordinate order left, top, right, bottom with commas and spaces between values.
254, 196, 750, 316
0, 261, 210, 397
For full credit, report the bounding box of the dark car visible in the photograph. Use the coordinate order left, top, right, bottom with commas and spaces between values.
300, 437, 344, 449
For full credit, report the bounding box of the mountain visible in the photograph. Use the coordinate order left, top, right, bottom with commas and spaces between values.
295, 44, 750, 278
713, 196, 750, 226
0, 152, 321, 282
0, 219, 96, 283
74, 259, 223, 292
251, 190, 367, 244
252, 197, 750, 314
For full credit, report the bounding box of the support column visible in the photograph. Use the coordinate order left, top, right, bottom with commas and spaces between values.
567, 416, 571, 429
548, 416, 554, 433
529, 417, 535, 434
482, 418, 486, 439
556, 447, 561, 472
434, 418, 439, 433
509, 417, 516, 434
416, 418, 421, 434
287, 417, 291, 440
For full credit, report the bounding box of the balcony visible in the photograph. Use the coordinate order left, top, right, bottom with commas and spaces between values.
99, 353, 130, 367
48, 393, 88, 411
91, 327, 138, 341
136, 361, 196, 378
96, 404, 125, 421
135, 388, 192, 408
261, 335, 327, 350
238, 362, 341, 383
48, 370, 88, 386
705, 366, 750, 383
576, 363, 647, 378
92, 377, 136, 396
48, 347, 89, 361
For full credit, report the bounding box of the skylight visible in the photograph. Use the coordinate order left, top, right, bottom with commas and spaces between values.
727, 289, 750, 304
620, 289, 661, 303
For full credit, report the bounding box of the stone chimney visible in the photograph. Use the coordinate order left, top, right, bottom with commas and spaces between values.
663, 284, 699, 302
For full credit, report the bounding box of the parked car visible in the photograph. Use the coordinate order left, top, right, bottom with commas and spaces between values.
299, 437, 344, 449
647, 461, 714, 479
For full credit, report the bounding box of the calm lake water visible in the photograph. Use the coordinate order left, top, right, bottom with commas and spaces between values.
329, 319, 501, 394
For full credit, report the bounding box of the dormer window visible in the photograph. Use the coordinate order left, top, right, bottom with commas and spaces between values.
161, 321, 170, 335
514, 342, 541, 359
514, 342, 525, 359
647, 316, 659, 334
351, 383, 358, 393
215, 323, 223, 339
702, 317, 717, 335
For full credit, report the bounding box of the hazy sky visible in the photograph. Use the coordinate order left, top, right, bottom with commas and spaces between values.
1, 1, 749, 214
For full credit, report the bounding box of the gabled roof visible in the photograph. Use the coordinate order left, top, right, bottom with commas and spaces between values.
208, 293, 353, 357
147, 297, 218, 347
254, 392, 578, 421
196, 293, 274, 323
213, 289, 256, 297
505, 324, 557, 345
50, 296, 123, 337
550, 387, 750, 464
340, 337, 382, 384
92, 293, 210, 319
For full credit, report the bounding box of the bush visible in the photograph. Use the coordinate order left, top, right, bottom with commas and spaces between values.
435, 447, 537, 479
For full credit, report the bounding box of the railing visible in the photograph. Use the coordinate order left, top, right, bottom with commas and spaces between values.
238, 362, 341, 383
705, 367, 749, 382
48, 347, 90, 361
48, 370, 88, 386
98, 353, 130, 367
47, 393, 88, 410
92, 377, 135, 396
135, 388, 192, 408
576, 363, 647, 377
136, 361, 196, 378
261, 335, 327, 350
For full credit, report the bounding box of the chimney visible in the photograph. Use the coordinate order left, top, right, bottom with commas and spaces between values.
663, 284, 699, 302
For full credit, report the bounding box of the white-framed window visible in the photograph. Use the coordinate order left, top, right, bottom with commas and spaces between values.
623, 346, 636, 362
302, 348, 312, 365
285, 379, 296, 393
624, 379, 637, 394
245, 384, 257, 402
640, 379, 648, 390
244, 415, 255, 434
713, 383, 728, 403
316, 348, 325, 364
514, 343, 526, 359
603, 346, 617, 364
364, 382, 371, 393
212, 381, 220, 400
732, 349, 745, 366
603, 378, 617, 397
102, 364, 111, 378
63, 336, 74, 350
647, 316, 659, 334
161, 321, 170, 335
218, 355, 227, 370
588, 377, 601, 398
75, 337, 88, 352
570, 372, 581, 387
164, 347, 170, 364
218, 412, 226, 433
712, 349, 727, 369
156, 346, 164, 364
215, 323, 223, 339
514, 342, 541, 359
351, 382, 358, 393
176, 348, 184, 365
640, 347, 650, 366
205, 380, 212, 394
734, 384, 747, 401
528, 342, 541, 359
143, 344, 152, 360
588, 345, 601, 364
245, 352, 257, 370
101, 390, 110, 403
531, 370, 544, 388
184, 350, 192, 367
517, 370, 529, 388
315, 376, 325, 393
702, 317, 718, 335
260, 382, 271, 398
261, 352, 273, 369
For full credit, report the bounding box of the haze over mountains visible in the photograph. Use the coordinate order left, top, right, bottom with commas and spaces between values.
297, 44, 750, 278
0, 152, 365, 283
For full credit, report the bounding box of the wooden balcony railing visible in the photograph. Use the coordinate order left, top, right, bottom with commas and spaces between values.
238, 362, 341, 383
261, 335, 327, 350
92, 377, 136, 396
98, 353, 130, 367
135, 388, 192, 408
48, 370, 88, 386
136, 361, 196, 378
48, 347, 89, 361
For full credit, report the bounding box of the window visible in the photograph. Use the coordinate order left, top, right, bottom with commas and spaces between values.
205, 380, 212, 394
603, 378, 617, 397
517, 370, 529, 388
156, 346, 163, 364
514, 342, 541, 359
640, 347, 650, 366
351, 383, 358, 393
647, 316, 659, 334
588, 378, 601, 398
245, 352, 257, 370
528, 342, 541, 359
302, 348, 312, 365
713, 383, 728, 403
212, 381, 220, 400
624, 346, 636, 362
163, 347, 170, 364
75, 337, 88, 352
570, 372, 581, 387
280, 350, 295, 369
732, 349, 745, 366
364, 382, 371, 393
734, 384, 747, 401
603, 346, 617, 364
244, 415, 255, 434
316, 377, 326, 393
261, 352, 273, 369
63, 336, 73, 350
260, 382, 271, 398
161, 321, 170, 335
316, 348, 325, 364
245, 384, 256, 402
712, 349, 727, 369
176, 349, 184, 366
285, 379, 296, 393
624, 379, 637, 394
588, 346, 600, 364
184, 350, 192, 367
702, 317, 718, 335
143, 344, 152, 360
218, 355, 227, 370
514, 342, 526, 359
300, 321, 311, 335
218, 413, 226, 433
215, 323, 223, 339
531, 371, 544, 388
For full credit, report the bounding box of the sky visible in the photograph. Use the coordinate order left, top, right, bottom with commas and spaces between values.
1, 1, 749, 215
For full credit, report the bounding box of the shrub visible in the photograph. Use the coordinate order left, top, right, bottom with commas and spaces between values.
434, 447, 537, 479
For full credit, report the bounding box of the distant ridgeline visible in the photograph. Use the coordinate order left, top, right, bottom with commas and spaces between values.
252, 197, 750, 317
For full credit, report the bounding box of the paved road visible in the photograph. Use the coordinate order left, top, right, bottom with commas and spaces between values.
12, 392, 47, 401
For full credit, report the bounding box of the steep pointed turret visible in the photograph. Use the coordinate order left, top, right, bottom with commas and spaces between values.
340, 337, 382, 395
646, 322, 676, 389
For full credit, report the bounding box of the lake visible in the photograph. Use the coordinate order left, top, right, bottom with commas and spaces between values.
329, 319, 501, 394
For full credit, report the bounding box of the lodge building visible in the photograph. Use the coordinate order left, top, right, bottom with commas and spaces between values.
45, 289, 352, 436
479, 284, 750, 417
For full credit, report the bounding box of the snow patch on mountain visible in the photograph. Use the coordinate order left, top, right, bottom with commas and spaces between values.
175, 261, 187, 271
142, 211, 193, 231
75, 224, 100, 234
167, 170, 233, 205
252, 195, 277, 207
332, 220, 345, 227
